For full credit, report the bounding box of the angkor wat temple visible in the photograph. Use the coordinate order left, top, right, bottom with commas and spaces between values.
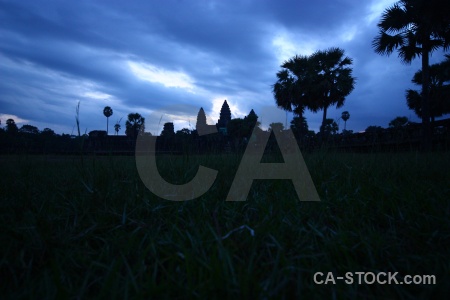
3, 99, 449, 155
84, 100, 248, 154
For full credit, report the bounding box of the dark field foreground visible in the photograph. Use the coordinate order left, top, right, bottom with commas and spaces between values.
1, 152, 449, 299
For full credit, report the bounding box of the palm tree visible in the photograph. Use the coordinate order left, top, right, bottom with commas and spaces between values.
114, 117, 123, 136
341, 111, 350, 131
103, 106, 113, 135
372, 0, 450, 150
125, 113, 145, 138
273, 48, 355, 133
308, 48, 355, 132
114, 123, 121, 135
406, 57, 450, 122
273, 55, 312, 120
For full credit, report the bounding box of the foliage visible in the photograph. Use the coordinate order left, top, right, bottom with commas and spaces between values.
341, 111, 350, 122
308, 48, 355, 131
389, 116, 409, 128
125, 113, 145, 138
227, 110, 260, 141
321, 118, 339, 135
176, 128, 191, 136
103, 106, 113, 118
342, 129, 353, 135
103, 106, 113, 135
114, 123, 121, 135
365, 125, 384, 134
406, 56, 450, 121
19, 124, 39, 135
41, 128, 55, 137
372, 0, 450, 62
290, 116, 309, 137
273, 55, 310, 116
6, 118, 18, 134
114, 117, 123, 136
341, 111, 350, 132
372, 0, 450, 149
273, 48, 355, 132
268, 122, 284, 132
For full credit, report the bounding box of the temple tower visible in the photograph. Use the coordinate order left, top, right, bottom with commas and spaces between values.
196, 107, 207, 132
217, 100, 231, 134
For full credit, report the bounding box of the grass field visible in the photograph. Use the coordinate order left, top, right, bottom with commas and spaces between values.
1, 151, 449, 299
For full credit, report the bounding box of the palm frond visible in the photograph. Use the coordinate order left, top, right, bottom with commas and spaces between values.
372, 31, 405, 56
398, 44, 421, 64
378, 3, 408, 33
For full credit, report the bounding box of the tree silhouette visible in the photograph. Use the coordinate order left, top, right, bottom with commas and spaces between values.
6, 119, 18, 134
372, 0, 450, 150
389, 116, 409, 128
19, 124, 39, 135
290, 116, 309, 137
114, 123, 121, 135
273, 55, 311, 120
114, 117, 123, 136
309, 48, 355, 132
176, 128, 191, 136
269, 122, 284, 132
341, 111, 350, 131
322, 119, 339, 135
103, 106, 113, 135
406, 57, 450, 122
41, 128, 55, 137
366, 125, 383, 133
273, 48, 355, 132
125, 113, 145, 138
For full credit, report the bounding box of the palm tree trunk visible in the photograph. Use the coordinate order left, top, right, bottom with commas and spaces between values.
107, 117, 109, 135
421, 50, 431, 151
321, 105, 328, 132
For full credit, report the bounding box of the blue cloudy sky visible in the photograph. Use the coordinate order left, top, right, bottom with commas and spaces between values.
1, 0, 449, 135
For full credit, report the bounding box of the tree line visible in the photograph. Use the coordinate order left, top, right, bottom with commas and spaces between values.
2, 0, 449, 153
273, 0, 450, 151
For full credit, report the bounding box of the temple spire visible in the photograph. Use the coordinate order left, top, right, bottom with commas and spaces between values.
217, 100, 231, 129
196, 107, 207, 131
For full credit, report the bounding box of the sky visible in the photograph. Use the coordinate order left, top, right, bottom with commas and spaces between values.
1, 0, 449, 135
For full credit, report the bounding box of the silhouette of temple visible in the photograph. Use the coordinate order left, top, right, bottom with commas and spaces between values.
196, 107, 207, 133
216, 100, 231, 135
196, 100, 232, 135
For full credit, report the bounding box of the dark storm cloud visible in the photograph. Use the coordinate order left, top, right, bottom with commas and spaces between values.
256, 0, 367, 31
1, 0, 448, 134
